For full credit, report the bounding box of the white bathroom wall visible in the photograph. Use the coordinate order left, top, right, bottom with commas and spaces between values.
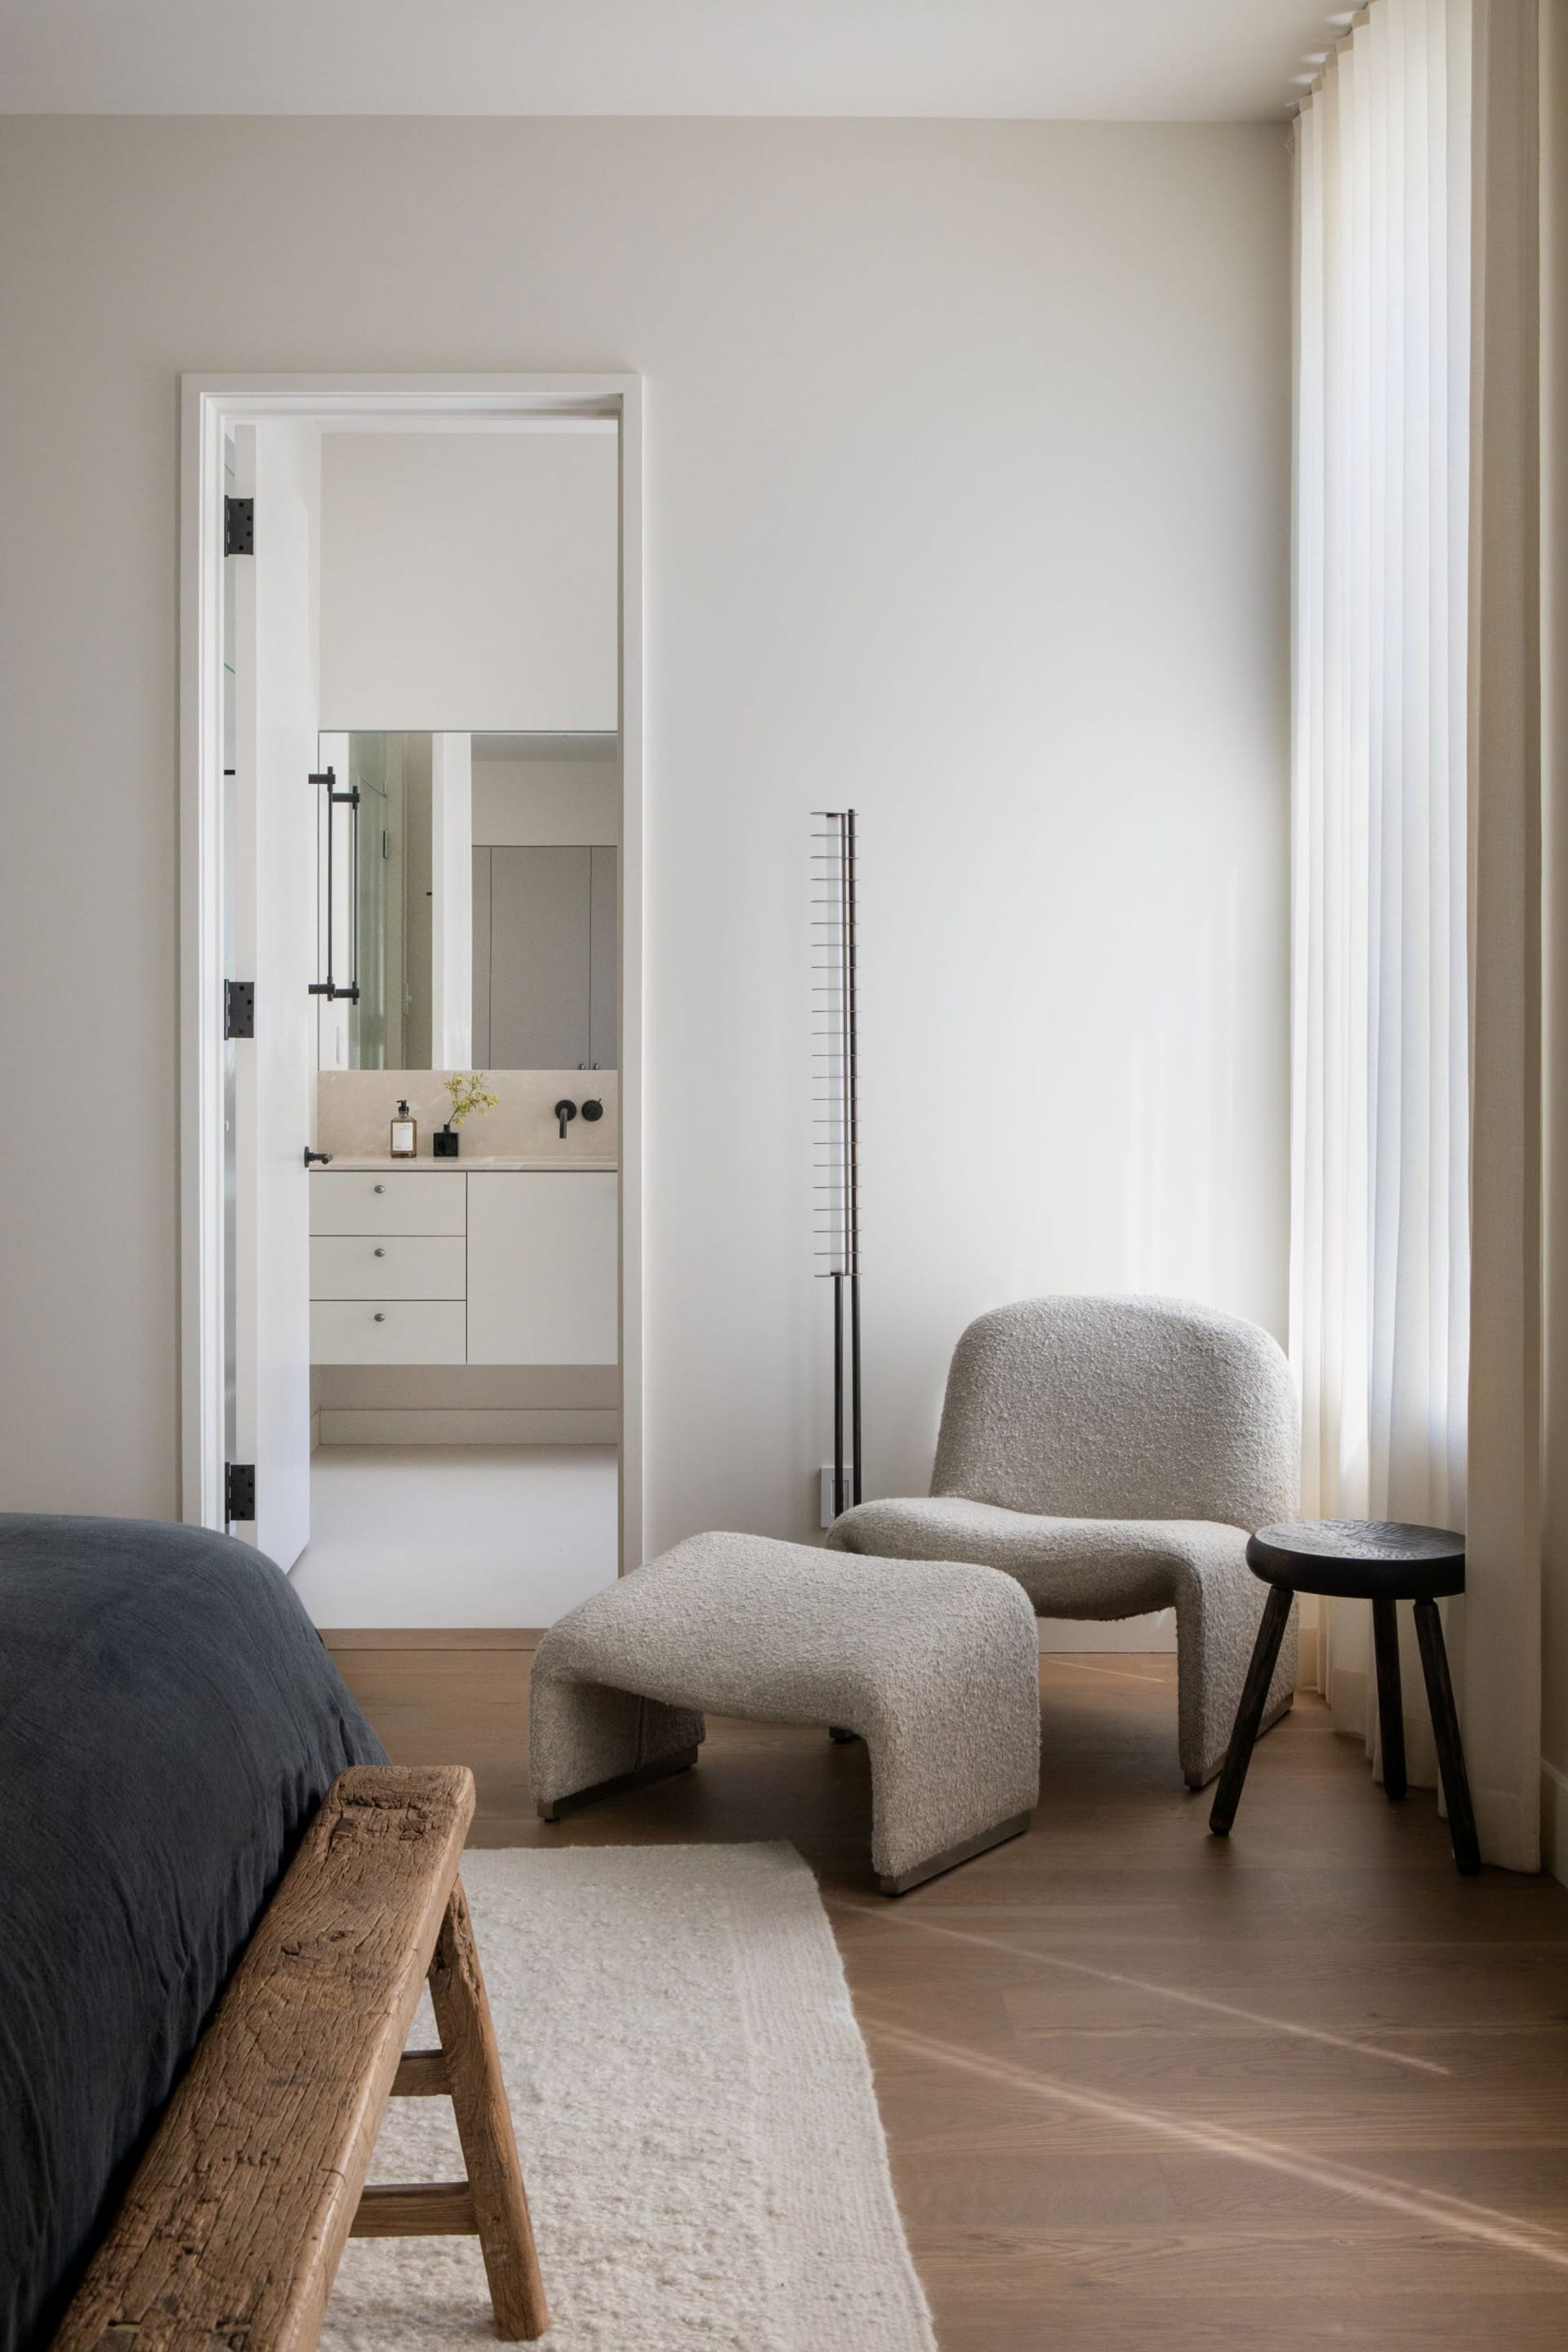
0, 118, 1290, 1548
318, 427, 619, 731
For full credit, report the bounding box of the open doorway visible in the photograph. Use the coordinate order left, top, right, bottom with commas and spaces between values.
181, 377, 643, 1629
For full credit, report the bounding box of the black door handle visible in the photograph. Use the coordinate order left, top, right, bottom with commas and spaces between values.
304, 1147, 334, 1166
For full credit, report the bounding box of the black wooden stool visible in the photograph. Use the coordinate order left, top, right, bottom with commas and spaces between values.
1208, 1519, 1480, 1875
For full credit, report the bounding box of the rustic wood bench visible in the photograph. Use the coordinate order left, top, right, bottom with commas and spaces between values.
54, 1765, 547, 2350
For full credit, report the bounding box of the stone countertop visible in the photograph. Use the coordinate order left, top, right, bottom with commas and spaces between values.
313, 1155, 617, 1174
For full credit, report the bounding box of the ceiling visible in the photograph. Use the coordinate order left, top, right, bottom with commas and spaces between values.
0, 2, 1347, 121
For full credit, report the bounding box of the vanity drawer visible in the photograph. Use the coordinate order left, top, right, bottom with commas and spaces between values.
310, 1236, 466, 1302
310, 1301, 468, 1365
309, 1170, 466, 1238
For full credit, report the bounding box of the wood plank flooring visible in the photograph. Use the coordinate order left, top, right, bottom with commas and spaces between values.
328, 1642, 1568, 2349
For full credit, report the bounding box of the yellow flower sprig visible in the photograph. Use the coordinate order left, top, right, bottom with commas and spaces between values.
443, 1071, 501, 1128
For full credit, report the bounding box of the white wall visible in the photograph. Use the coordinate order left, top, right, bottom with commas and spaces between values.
0, 118, 1290, 1545
318, 427, 619, 730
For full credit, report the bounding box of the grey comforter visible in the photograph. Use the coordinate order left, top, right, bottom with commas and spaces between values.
0, 1514, 385, 2351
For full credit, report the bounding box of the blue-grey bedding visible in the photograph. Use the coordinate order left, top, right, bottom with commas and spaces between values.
0, 1514, 386, 2352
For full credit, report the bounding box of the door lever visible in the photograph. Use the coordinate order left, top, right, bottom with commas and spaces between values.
303, 1147, 334, 1166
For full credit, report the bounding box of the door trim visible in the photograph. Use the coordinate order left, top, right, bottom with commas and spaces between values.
179, 373, 645, 1571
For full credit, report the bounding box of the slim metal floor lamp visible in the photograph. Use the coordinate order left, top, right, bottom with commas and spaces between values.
813, 809, 862, 1517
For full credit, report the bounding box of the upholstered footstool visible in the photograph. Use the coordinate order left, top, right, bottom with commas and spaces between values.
529, 1530, 1041, 1894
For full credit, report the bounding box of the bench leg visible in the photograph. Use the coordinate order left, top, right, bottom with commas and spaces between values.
1371, 1596, 1407, 1800
1413, 1599, 1482, 1877
1209, 1584, 1294, 1838
427, 1878, 550, 2341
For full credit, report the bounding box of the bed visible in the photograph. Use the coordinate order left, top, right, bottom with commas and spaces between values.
0, 1513, 545, 2352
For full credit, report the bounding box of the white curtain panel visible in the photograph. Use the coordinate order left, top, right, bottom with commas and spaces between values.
1291, 0, 1473, 1775
1293, 0, 1544, 1870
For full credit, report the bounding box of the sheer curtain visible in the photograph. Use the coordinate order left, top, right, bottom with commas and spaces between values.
1293, 0, 1544, 1869
1291, 0, 1472, 1772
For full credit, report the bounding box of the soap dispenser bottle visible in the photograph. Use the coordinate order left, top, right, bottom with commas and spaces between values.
390, 1099, 417, 1158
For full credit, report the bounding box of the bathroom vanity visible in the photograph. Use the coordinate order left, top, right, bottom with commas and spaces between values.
309, 1160, 617, 1367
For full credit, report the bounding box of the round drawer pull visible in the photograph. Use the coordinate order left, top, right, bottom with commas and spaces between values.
373, 1246, 386, 1258
373, 1312, 387, 1323
373, 1183, 386, 1195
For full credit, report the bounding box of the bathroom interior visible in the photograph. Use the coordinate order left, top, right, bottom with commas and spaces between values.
225, 419, 624, 1629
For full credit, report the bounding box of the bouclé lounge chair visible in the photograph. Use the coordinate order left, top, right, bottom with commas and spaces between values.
826, 1296, 1300, 1789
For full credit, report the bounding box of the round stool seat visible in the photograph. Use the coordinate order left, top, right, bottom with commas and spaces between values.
1246, 1519, 1464, 1603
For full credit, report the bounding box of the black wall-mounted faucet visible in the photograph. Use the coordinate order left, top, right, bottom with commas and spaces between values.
581, 1098, 604, 1124
554, 1098, 578, 1140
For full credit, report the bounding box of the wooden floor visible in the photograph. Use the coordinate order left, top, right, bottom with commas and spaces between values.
330, 1642, 1568, 2350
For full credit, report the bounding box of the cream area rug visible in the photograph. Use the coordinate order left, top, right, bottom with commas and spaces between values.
319, 1842, 937, 2351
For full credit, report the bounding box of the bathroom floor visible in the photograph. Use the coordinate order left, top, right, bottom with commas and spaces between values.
292, 1445, 618, 1629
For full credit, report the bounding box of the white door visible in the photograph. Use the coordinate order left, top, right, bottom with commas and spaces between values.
230, 423, 318, 1570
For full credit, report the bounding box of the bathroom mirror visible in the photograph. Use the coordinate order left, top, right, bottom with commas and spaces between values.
314, 728, 620, 1074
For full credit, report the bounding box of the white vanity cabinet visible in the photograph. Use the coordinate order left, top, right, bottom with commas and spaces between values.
308, 1167, 615, 1366
466, 1173, 618, 1365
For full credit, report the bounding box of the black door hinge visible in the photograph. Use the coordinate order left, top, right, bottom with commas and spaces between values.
225, 979, 255, 1040
224, 495, 254, 556
225, 1462, 256, 1524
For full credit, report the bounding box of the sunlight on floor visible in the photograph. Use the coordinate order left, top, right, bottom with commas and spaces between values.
863, 2020, 1568, 2275
834, 1900, 1450, 2077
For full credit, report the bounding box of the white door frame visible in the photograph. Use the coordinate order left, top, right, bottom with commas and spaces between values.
179, 372, 645, 1573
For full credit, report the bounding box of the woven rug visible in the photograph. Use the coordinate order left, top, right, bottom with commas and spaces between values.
319, 1842, 935, 2351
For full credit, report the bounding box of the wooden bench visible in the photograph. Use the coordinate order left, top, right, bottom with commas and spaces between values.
55, 1765, 547, 2349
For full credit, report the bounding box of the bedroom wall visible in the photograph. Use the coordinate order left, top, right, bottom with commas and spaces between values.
0, 117, 1290, 1548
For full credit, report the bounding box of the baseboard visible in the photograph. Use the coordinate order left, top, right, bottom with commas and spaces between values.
316, 1408, 619, 1447
322, 1628, 546, 1650
1038, 1611, 1177, 1654
1543, 1758, 1568, 1887
311, 1364, 617, 1410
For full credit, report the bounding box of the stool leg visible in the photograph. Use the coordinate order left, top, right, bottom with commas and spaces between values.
1412, 1599, 1481, 1876
1209, 1584, 1294, 1838
427, 1878, 550, 2339
1371, 1597, 1407, 1800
